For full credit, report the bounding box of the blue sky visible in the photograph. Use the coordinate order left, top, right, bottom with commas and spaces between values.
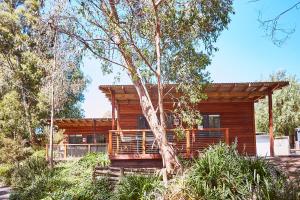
81, 0, 300, 118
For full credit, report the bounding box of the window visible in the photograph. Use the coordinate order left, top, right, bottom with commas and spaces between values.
137, 115, 150, 129
68, 134, 82, 144
86, 134, 106, 144
201, 114, 220, 128
199, 114, 221, 137
87, 135, 94, 144
96, 134, 106, 143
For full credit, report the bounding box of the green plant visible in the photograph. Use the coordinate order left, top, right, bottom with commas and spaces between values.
0, 164, 14, 185
10, 152, 111, 200
163, 143, 300, 200
113, 174, 163, 200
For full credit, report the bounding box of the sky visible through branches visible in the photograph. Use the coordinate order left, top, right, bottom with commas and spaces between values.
82, 0, 300, 117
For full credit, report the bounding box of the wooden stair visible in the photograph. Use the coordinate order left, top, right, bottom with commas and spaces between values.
92, 166, 160, 183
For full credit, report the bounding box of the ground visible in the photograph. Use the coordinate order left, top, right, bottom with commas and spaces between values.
268, 156, 300, 179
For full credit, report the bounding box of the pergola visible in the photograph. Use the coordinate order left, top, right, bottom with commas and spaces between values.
99, 81, 289, 157
54, 118, 112, 128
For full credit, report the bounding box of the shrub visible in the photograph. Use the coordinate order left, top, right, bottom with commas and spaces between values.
0, 138, 33, 165
0, 164, 14, 185
113, 174, 163, 200
163, 143, 300, 200
10, 152, 111, 200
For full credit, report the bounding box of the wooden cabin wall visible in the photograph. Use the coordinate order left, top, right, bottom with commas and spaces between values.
59, 125, 111, 144
117, 102, 256, 155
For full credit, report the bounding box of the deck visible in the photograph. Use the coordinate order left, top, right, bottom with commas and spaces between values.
46, 143, 107, 160
108, 128, 229, 167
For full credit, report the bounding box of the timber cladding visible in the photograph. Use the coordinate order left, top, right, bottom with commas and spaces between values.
117, 101, 256, 155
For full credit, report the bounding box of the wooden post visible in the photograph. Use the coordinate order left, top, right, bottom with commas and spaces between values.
64, 144, 67, 160
268, 91, 274, 157
93, 119, 97, 144
116, 133, 119, 154
186, 130, 190, 157
142, 131, 146, 154
88, 144, 91, 153
108, 131, 113, 155
225, 128, 230, 145
120, 167, 124, 177
111, 90, 116, 130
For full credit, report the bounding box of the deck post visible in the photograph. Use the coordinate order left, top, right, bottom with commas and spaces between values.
108, 131, 113, 155
116, 133, 119, 154
142, 131, 146, 154
64, 144, 67, 160
88, 144, 91, 153
225, 128, 230, 145
268, 91, 274, 157
186, 130, 190, 157
111, 90, 116, 130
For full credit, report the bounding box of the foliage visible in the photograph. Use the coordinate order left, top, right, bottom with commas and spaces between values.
113, 174, 163, 200
65, 0, 234, 173
162, 143, 300, 200
10, 153, 111, 200
255, 71, 300, 136
0, 138, 33, 165
0, 0, 87, 143
0, 164, 14, 185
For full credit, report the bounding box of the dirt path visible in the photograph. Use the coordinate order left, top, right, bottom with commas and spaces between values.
268, 156, 300, 179
0, 186, 10, 200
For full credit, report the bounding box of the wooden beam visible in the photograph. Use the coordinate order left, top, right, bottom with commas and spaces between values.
268, 91, 274, 157
114, 91, 268, 100
108, 131, 113, 155
186, 130, 191, 157
225, 128, 230, 145
93, 119, 96, 144
111, 90, 116, 130
252, 101, 257, 155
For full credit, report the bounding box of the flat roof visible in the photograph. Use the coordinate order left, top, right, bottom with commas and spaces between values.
99, 82, 289, 104
53, 118, 112, 128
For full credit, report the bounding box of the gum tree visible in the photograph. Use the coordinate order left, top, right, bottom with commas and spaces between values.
66, 0, 234, 173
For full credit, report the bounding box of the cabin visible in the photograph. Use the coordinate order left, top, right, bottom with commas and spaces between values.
46, 118, 111, 160
48, 81, 289, 167
99, 81, 288, 167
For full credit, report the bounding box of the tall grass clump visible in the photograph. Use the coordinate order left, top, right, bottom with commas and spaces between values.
113, 174, 163, 200
163, 143, 300, 200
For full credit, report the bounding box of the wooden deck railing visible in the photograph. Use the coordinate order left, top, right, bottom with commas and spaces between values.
108, 128, 229, 159
46, 143, 107, 160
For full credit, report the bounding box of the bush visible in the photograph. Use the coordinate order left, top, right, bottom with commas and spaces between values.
10, 152, 111, 200
113, 174, 163, 200
163, 143, 300, 200
0, 164, 14, 185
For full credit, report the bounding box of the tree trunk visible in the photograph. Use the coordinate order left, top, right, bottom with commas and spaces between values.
107, 0, 182, 174
133, 79, 182, 174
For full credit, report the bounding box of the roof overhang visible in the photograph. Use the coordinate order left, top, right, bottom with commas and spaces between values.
99, 82, 289, 104
53, 118, 112, 128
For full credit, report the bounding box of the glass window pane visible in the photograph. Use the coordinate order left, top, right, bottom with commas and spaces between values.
87, 135, 94, 144
209, 115, 220, 128
96, 134, 106, 143
69, 134, 82, 144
